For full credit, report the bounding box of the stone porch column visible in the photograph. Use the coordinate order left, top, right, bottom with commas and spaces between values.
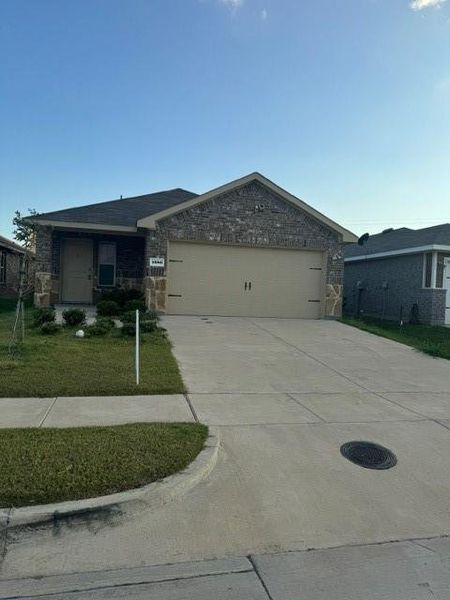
34, 225, 53, 307
144, 230, 168, 313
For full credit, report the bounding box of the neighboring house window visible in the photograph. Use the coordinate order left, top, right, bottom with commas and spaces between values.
98, 243, 116, 287
0, 251, 6, 284
436, 254, 449, 288
424, 253, 432, 288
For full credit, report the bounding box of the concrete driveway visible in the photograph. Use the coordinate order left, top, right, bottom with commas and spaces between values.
1, 317, 450, 580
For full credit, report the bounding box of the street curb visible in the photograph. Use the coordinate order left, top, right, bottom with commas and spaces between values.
0, 429, 220, 529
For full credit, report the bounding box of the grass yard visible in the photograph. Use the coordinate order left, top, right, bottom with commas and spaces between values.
0, 298, 185, 397
342, 315, 450, 360
0, 423, 208, 506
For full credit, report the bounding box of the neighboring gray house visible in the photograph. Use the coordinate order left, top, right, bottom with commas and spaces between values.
344, 224, 450, 326
28, 172, 357, 318
0, 235, 26, 297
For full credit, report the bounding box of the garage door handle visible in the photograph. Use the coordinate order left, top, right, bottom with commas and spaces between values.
244, 281, 248, 291
248, 281, 252, 291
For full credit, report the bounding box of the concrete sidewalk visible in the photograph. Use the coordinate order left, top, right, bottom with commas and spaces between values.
1, 537, 449, 599
0, 395, 195, 428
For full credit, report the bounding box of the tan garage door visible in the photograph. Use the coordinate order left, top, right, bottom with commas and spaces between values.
167, 242, 324, 318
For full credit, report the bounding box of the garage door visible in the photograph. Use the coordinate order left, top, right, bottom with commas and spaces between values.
166, 242, 324, 318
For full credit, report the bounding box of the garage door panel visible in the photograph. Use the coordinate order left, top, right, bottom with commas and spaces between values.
167, 242, 324, 318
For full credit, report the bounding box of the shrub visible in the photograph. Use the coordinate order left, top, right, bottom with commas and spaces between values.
121, 322, 136, 336
123, 288, 144, 302
145, 310, 160, 322
62, 308, 86, 327
98, 288, 144, 307
40, 322, 60, 335
33, 307, 55, 327
120, 310, 138, 324
124, 299, 146, 312
140, 319, 157, 333
96, 300, 120, 316
85, 324, 108, 337
95, 317, 115, 331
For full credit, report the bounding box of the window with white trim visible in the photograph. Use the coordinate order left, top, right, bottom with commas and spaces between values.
0, 251, 6, 284
424, 252, 432, 288
98, 243, 116, 287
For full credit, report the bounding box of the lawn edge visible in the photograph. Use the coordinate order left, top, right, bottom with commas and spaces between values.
0, 428, 219, 529
340, 317, 450, 360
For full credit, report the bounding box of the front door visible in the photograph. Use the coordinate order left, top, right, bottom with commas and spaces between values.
445, 258, 450, 325
62, 238, 93, 303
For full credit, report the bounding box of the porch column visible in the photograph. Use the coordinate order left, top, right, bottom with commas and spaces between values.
143, 230, 167, 313
34, 225, 53, 306
431, 251, 438, 289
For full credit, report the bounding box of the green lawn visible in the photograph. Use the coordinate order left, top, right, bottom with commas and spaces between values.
342, 315, 450, 360
0, 298, 185, 397
0, 423, 208, 506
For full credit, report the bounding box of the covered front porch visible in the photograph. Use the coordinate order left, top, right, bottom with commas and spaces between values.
34, 226, 146, 306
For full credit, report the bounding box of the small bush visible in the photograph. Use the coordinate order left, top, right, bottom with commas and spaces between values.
33, 307, 55, 327
120, 310, 138, 324
95, 317, 115, 331
124, 299, 146, 312
121, 322, 136, 336
121, 309, 159, 324
96, 300, 120, 316
140, 319, 157, 333
85, 324, 109, 337
99, 288, 144, 307
62, 308, 86, 327
146, 310, 160, 322
122, 288, 144, 303
40, 322, 60, 335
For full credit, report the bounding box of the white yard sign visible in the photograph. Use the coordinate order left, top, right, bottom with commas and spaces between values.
149, 257, 165, 268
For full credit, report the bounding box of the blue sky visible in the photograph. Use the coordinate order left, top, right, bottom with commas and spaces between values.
1, 0, 449, 239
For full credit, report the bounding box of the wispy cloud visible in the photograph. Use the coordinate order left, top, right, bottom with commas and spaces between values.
221, 0, 244, 10
261, 8, 268, 20
410, 0, 447, 11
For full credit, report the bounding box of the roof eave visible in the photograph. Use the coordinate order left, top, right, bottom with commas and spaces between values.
344, 244, 450, 262
136, 172, 358, 243
29, 219, 137, 233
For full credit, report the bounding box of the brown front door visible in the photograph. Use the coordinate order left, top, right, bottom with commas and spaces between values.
62, 239, 93, 303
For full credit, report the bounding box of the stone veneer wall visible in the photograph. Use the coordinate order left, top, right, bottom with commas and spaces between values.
144, 181, 345, 316
34, 226, 145, 306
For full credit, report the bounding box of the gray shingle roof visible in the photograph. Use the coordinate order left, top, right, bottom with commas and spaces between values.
32, 188, 198, 228
345, 224, 450, 258
0, 234, 26, 254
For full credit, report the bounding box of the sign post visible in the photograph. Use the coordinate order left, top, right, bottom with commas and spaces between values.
135, 309, 140, 385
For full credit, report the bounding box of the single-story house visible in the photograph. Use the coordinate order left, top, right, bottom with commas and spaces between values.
0, 235, 27, 297
28, 172, 357, 319
344, 224, 450, 326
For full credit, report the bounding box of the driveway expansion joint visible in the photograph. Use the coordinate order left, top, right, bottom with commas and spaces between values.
38, 398, 58, 428
183, 393, 199, 423
248, 319, 426, 421
247, 555, 275, 600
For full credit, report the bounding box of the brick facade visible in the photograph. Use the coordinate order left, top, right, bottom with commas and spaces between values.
33, 181, 348, 316
0, 246, 22, 296
144, 181, 345, 316
344, 253, 447, 326
34, 227, 145, 306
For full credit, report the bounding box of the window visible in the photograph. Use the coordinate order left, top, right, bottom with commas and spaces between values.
98, 243, 116, 287
424, 253, 432, 288
0, 251, 6, 284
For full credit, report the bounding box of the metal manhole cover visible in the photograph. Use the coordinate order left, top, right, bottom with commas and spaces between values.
340, 441, 397, 470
